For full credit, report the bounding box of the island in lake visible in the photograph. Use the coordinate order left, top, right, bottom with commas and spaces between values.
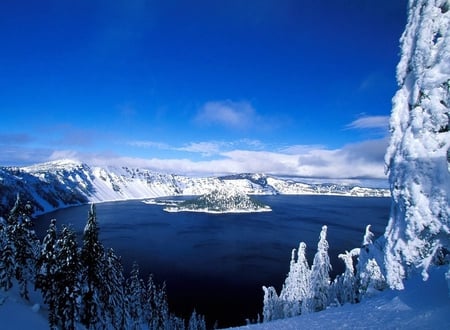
144, 189, 272, 214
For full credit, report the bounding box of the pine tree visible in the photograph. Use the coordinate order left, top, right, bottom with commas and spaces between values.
166, 314, 187, 330
8, 195, 39, 300
35, 219, 59, 329
279, 242, 311, 317
102, 248, 127, 330
384, 0, 450, 289
126, 262, 145, 329
334, 248, 359, 305
355, 225, 387, 299
188, 309, 206, 330
262, 285, 282, 322
305, 225, 332, 312
55, 226, 81, 330
80, 203, 106, 329
0, 216, 15, 292
144, 274, 170, 329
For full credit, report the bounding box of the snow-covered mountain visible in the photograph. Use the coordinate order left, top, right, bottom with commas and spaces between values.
0, 159, 390, 217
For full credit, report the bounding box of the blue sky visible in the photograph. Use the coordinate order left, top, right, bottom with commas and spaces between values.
0, 0, 408, 179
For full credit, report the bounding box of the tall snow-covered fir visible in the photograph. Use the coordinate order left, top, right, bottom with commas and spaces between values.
384, 0, 450, 289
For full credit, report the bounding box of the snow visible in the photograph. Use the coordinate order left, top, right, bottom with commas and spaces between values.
383, 0, 450, 289
0, 286, 48, 330
163, 207, 272, 214
231, 267, 450, 330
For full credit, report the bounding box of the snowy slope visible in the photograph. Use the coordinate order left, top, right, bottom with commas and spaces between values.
2, 266, 447, 330
0, 160, 389, 217
231, 267, 450, 330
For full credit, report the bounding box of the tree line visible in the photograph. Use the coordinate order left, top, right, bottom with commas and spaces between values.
0, 195, 206, 330
262, 224, 387, 322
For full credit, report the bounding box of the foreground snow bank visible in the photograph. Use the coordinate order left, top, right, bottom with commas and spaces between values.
0, 287, 48, 330
231, 267, 450, 330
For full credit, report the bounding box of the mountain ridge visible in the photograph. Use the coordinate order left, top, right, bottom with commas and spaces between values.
0, 160, 390, 217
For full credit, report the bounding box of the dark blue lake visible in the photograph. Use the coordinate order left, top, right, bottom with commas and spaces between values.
35, 195, 390, 328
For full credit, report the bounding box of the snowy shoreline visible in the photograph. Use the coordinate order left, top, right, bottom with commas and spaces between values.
162, 206, 272, 214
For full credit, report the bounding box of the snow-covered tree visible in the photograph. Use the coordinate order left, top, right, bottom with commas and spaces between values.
55, 226, 81, 330
188, 309, 207, 330
126, 262, 146, 329
166, 314, 187, 330
362, 224, 374, 247
279, 242, 311, 317
35, 219, 59, 329
144, 274, 170, 329
0, 216, 15, 292
356, 225, 387, 298
102, 248, 127, 330
384, 0, 450, 289
332, 248, 359, 305
305, 225, 332, 312
7, 195, 39, 300
262, 285, 283, 322
80, 203, 107, 328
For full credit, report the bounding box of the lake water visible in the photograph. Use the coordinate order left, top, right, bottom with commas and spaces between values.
35, 195, 391, 328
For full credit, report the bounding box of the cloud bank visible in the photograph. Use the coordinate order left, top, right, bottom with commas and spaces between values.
35, 137, 389, 179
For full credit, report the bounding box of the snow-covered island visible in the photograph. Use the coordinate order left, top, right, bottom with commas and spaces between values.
161, 189, 272, 214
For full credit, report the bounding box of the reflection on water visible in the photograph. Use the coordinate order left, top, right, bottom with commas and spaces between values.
36, 195, 390, 328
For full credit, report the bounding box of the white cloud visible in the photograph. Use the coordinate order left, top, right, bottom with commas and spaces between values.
346, 115, 390, 130
48, 150, 82, 162
195, 100, 257, 129
295, 138, 389, 179
86, 138, 388, 179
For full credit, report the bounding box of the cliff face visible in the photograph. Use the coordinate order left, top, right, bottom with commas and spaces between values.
384, 0, 450, 289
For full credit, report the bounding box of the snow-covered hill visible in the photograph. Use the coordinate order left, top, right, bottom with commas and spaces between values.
0, 160, 389, 217
231, 267, 450, 330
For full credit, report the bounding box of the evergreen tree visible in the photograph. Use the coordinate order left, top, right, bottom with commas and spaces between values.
102, 248, 127, 330
355, 225, 387, 299
80, 203, 106, 329
334, 248, 359, 305
305, 225, 332, 312
384, 0, 450, 289
262, 285, 282, 322
35, 219, 59, 329
188, 309, 206, 330
126, 262, 145, 329
55, 226, 81, 330
8, 195, 39, 300
166, 314, 187, 330
279, 242, 311, 317
144, 274, 170, 329
0, 216, 15, 292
